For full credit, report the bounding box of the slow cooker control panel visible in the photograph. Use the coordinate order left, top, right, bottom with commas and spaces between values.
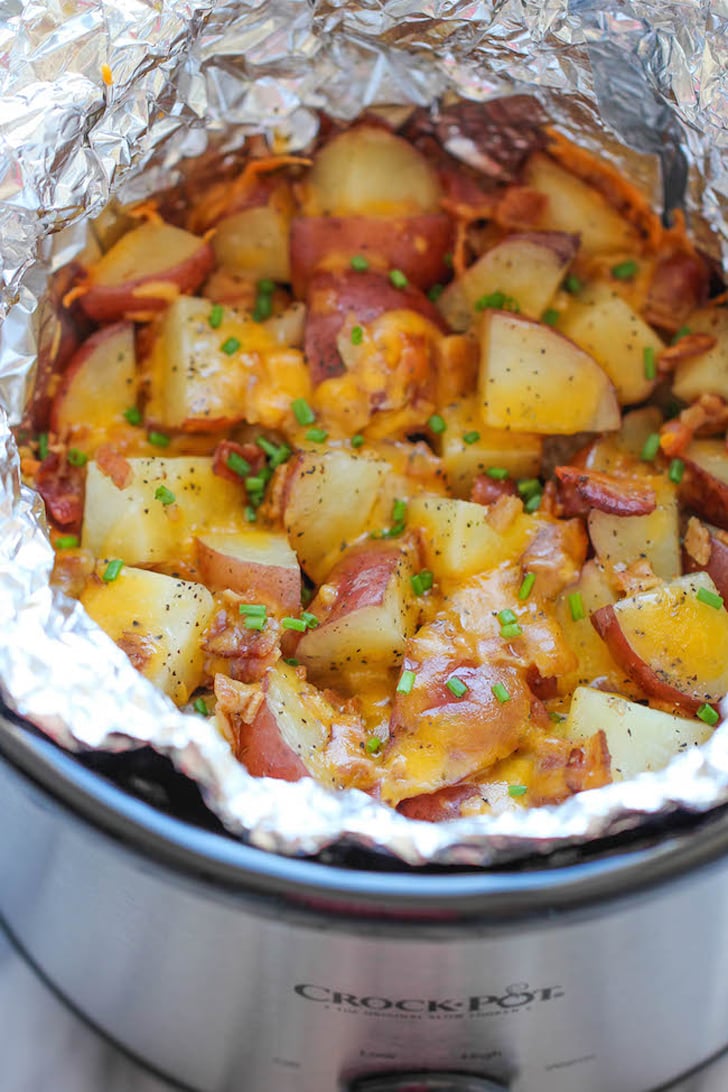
349, 1074, 508, 1091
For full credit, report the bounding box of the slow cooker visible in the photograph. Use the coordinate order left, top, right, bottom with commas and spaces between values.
4, 708, 728, 1092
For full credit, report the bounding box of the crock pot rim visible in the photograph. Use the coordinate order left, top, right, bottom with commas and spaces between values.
3, 708, 728, 920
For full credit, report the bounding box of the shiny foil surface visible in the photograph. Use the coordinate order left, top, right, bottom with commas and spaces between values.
1, 1, 727, 866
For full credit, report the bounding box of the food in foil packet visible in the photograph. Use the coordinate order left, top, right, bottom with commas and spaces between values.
17, 105, 728, 822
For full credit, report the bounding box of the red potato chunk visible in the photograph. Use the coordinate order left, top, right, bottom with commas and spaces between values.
50, 323, 137, 440
195, 531, 301, 615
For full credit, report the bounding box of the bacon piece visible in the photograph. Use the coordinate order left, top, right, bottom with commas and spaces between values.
211, 440, 266, 486
684, 516, 712, 568
471, 473, 517, 507
397, 783, 483, 822
521, 518, 588, 600
658, 333, 717, 372
525, 730, 611, 806
116, 630, 158, 673
555, 466, 656, 518
432, 96, 548, 182
611, 558, 662, 598
645, 250, 710, 333
95, 444, 133, 490
660, 394, 728, 458
494, 185, 547, 230
35, 453, 85, 530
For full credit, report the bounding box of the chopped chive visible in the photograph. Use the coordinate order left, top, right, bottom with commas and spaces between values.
508, 784, 527, 798
226, 452, 251, 479
463, 430, 480, 445
255, 436, 278, 458
642, 345, 659, 384
220, 336, 241, 355
350, 255, 369, 272
697, 586, 724, 611
549, 711, 567, 723
641, 432, 661, 462
306, 427, 328, 443
669, 458, 685, 484
541, 308, 559, 326
697, 703, 719, 726
123, 406, 142, 426
351, 325, 364, 345
564, 273, 582, 294
239, 603, 267, 616
428, 414, 446, 435
524, 493, 542, 513
351, 433, 365, 448
302, 611, 319, 629
612, 259, 639, 280
365, 736, 382, 755
193, 698, 209, 715
258, 278, 275, 294
67, 448, 88, 467
492, 682, 510, 704
245, 505, 257, 523
498, 609, 518, 626
154, 484, 176, 506
501, 622, 523, 639
671, 325, 691, 345
428, 283, 444, 302
284, 657, 299, 667
446, 676, 468, 698
411, 569, 434, 597
568, 591, 585, 622
244, 615, 267, 631
55, 534, 79, 549
37, 432, 49, 459
518, 572, 536, 600
208, 303, 224, 329
389, 269, 408, 289
392, 498, 407, 525
474, 290, 519, 313
517, 478, 541, 499
397, 669, 417, 695
102, 558, 123, 582
292, 398, 315, 426
148, 430, 170, 447
486, 467, 509, 480
245, 475, 266, 492
281, 617, 306, 632
252, 295, 273, 323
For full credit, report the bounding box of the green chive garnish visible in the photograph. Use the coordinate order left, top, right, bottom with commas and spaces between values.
193, 698, 209, 715
397, 669, 416, 695
518, 572, 536, 600
252, 295, 273, 323
389, 269, 408, 289
221, 336, 241, 355
306, 427, 328, 443
501, 622, 523, 639
508, 784, 527, 797
669, 458, 685, 484
524, 493, 542, 513
351, 325, 363, 345
411, 569, 434, 597
208, 304, 224, 329
428, 414, 446, 434
239, 603, 267, 616
258, 278, 275, 294
256, 436, 278, 458
102, 559, 123, 582
281, 617, 306, 632
568, 592, 585, 621
498, 609, 517, 626
641, 433, 661, 462
474, 290, 519, 313
301, 611, 319, 629
697, 704, 719, 726
492, 682, 510, 704
351, 434, 365, 448
446, 676, 468, 698
148, 430, 170, 447
292, 398, 315, 426
245, 475, 266, 493
564, 274, 582, 294
697, 586, 724, 611
463, 431, 480, 445
245, 615, 267, 631
428, 283, 444, 302
548, 711, 567, 723
37, 432, 49, 459
154, 485, 175, 506
284, 657, 299, 667
226, 451, 251, 478
67, 448, 88, 467
123, 406, 142, 426
541, 308, 559, 326
245, 505, 257, 523
365, 736, 382, 754
486, 467, 509, 480
350, 255, 369, 272
612, 259, 639, 280
672, 325, 691, 345
517, 478, 541, 499
55, 534, 79, 549
643, 345, 657, 380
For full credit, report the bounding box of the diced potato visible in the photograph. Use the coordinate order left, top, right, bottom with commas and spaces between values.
564, 687, 715, 780
82, 457, 248, 566
50, 323, 137, 441
195, 531, 300, 612
437, 397, 542, 497
524, 153, 640, 256
673, 308, 728, 403
558, 283, 664, 405
213, 199, 292, 283
81, 565, 214, 704
409, 495, 536, 582
588, 476, 679, 581
479, 310, 620, 435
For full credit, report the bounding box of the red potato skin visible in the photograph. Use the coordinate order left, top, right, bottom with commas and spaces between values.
554, 466, 656, 518
305, 270, 448, 384
398, 783, 482, 821
679, 459, 728, 532
470, 475, 518, 506
591, 604, 714, 715
290, 213, 454, 297
645, 250, 710, 333
49, 322, 133, 434
35, 453, 85, 531
79, 241, 215, 323
234, 683, 309, 782
195, 539, 301, 614
309, 543, 402, 625
683, 530, 728, 604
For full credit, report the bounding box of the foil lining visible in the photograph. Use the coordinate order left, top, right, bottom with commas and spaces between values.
1, 0, 728, 867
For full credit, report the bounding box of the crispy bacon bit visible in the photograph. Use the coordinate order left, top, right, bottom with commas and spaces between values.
555, 465, 657, 518
494, 186, 547, 230
658, 333, 717, 373
212, 440, 266, 486
35, 452, 85, 529
611, 558, 662, 597
213, 673, 265, 723
471, 474, 517, 507
202, 596, 280, 683
684, 516, 712, 568
526, 729, 611, 806
645, 250, 710, 333
432, 96, 548, 182
95, 444, 133, 490
526, 666, 558, 701
485, 493, 522, 534
116, 630, 158, 672
660, 394, 728, 457
521, 518, 588, 600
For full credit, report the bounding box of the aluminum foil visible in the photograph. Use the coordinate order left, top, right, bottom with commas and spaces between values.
1, 0, 728, 867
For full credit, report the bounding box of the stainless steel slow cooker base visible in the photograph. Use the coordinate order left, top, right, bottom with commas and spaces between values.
3, 714, 728, 1092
